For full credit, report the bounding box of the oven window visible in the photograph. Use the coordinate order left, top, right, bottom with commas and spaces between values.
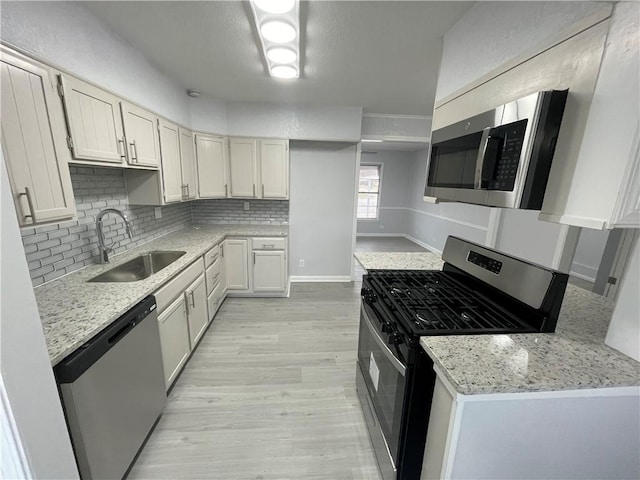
428, 131, 481, 189
357, 310, 407, 462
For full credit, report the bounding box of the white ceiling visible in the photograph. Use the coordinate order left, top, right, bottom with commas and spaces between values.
83, 1, 473, 116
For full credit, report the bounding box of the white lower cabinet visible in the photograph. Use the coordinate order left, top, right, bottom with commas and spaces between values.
157, 295, 190, 389
253, 250, 286, 292
185, 274, 208, 347
154, 258, 207, 390
223, 238, 250, 291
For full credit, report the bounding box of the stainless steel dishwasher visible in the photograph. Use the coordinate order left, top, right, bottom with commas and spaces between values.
54, 296, 166, 479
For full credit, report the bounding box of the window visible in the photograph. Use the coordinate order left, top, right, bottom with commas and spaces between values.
358, 164, 382, 219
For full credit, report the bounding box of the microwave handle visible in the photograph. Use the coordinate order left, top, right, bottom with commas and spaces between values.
475, 128, 503, 189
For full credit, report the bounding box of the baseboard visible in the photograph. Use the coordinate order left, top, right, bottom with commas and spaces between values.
569, 270, 597, 283
356, 233, 406, 238
289, 275, 352, 283
403, 234, 442, 255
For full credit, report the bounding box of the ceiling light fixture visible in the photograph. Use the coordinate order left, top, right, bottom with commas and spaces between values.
260, 20, 296, 44
271, 65, 298, 79
254, 0, 295, 15
267, 47, 297, 64
250, 0, 301, 79
361, 139, 384, 143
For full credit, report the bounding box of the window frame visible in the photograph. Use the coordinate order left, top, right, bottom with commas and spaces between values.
357, 162, 383, 221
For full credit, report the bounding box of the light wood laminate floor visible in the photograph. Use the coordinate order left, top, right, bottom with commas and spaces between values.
129, 282, 381, 480
355, 236, 428, 253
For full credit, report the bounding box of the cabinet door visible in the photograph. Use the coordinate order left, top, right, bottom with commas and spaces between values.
179, 128, 197, 200
59, 74, 125, 164
120, 102, 160, 169
185, 273, 208, 347
196, 134, 228, 198
224, 238, 249, 291
260, 139, 289, 199
253, 250, 286, 292
158, 119, 183, 203
157, 295, 190, 390
229, 138, 257, 197
1, 51, 75, 225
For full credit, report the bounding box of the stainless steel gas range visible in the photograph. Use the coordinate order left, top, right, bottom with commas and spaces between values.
356, 236, 569, 480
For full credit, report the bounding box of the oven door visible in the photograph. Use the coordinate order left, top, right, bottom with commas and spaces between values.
356, 304, 408, 479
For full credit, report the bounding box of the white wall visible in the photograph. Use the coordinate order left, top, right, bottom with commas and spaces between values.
0, 1, 191, 126
226, 101, 362, 141
189, 96, 228, 134
0, 156, 79, 479
571, 228, 609, 282
289, 141, 358, 280
357, 150, 413, 235
436, 1, 610, 102
606, 239, 640, 362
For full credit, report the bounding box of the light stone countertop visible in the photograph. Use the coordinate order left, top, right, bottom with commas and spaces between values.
35, 224, 287, 366
355, 251, 640, 395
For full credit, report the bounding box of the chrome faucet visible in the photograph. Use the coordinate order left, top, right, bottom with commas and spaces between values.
96, 208, 133, 264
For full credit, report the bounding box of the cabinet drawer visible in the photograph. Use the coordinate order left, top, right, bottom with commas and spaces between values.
205, 258, 221, 295
155, 257, 205, 312
252, 237, 286, 250
207, 281, 223, 320
204, 243, 221, 267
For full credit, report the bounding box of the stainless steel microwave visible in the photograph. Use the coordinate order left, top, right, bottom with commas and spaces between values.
424, 90, 568, 209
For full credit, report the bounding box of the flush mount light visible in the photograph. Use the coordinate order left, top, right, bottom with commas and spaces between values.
250, 0, 302, 79
267, 47, 297, 64
254, 0, 295, 14
271, 65, 298, 79
260, 20, 296, 44
361, 139, 384, 143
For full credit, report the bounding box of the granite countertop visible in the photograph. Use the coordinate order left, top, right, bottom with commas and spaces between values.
35, 224, 288, 366
355, 251, 640, 395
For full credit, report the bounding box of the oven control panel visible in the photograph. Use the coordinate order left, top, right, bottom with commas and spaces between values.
467, 251, 503, 274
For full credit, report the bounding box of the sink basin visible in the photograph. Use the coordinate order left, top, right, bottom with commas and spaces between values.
88, 251, 186, 282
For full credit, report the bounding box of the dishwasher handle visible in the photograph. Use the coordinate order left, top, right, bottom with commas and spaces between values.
54, 295, 157, 384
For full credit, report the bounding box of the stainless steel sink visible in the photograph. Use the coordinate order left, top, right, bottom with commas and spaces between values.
88, 251, 186, 282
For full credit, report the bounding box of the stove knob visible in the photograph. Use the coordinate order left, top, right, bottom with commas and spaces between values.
381, 322, 393, 333
360, 287, 375, 303
388, 333, 402, 345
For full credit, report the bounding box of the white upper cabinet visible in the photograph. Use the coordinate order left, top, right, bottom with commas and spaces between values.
196, 134, 228, 198
178, 128, 197, 200
120, 101, 160, 169
259, 139, 289, 199
229, 138, 258, 198
158, 119, 183, 203
1, 48, 75, 225
59, 74, 126, 165
228, 137, 289, 199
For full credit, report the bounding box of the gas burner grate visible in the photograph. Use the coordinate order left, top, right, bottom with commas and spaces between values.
368, 270, 532, 335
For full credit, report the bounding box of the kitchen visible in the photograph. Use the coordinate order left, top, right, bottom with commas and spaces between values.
1, 1, 639, 480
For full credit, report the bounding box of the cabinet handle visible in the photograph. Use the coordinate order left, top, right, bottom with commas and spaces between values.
253, 184, 256, 197
190, 291, 196, 308
262, 184, 265, 197
253, 252, 256, 264
186, 184, 190, 198
118, 137, 126, 160
221, 244, 224, 257
19, 187, 36, 223
224, 184, 228, 197
130, 140, 138, 162
184, 295, 190, 315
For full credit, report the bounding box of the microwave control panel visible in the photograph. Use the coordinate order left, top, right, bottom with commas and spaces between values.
485, 119, 528, 191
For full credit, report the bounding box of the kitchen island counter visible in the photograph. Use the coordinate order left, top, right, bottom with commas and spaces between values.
354, 251, 640, 394
35, 224, 288, 365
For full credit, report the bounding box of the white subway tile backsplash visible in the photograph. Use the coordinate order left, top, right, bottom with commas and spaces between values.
20, 166, 289, 286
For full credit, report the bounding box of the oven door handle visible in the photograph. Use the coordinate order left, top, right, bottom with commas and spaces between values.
362, 306, 406, 376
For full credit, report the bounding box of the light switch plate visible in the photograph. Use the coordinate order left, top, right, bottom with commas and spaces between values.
244, 202, 250, 211
154, 207, 162, 219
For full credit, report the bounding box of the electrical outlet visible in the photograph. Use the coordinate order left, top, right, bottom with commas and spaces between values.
299, 259, 305, 268
154, 207, 162, 219
244, 201, 250, 211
